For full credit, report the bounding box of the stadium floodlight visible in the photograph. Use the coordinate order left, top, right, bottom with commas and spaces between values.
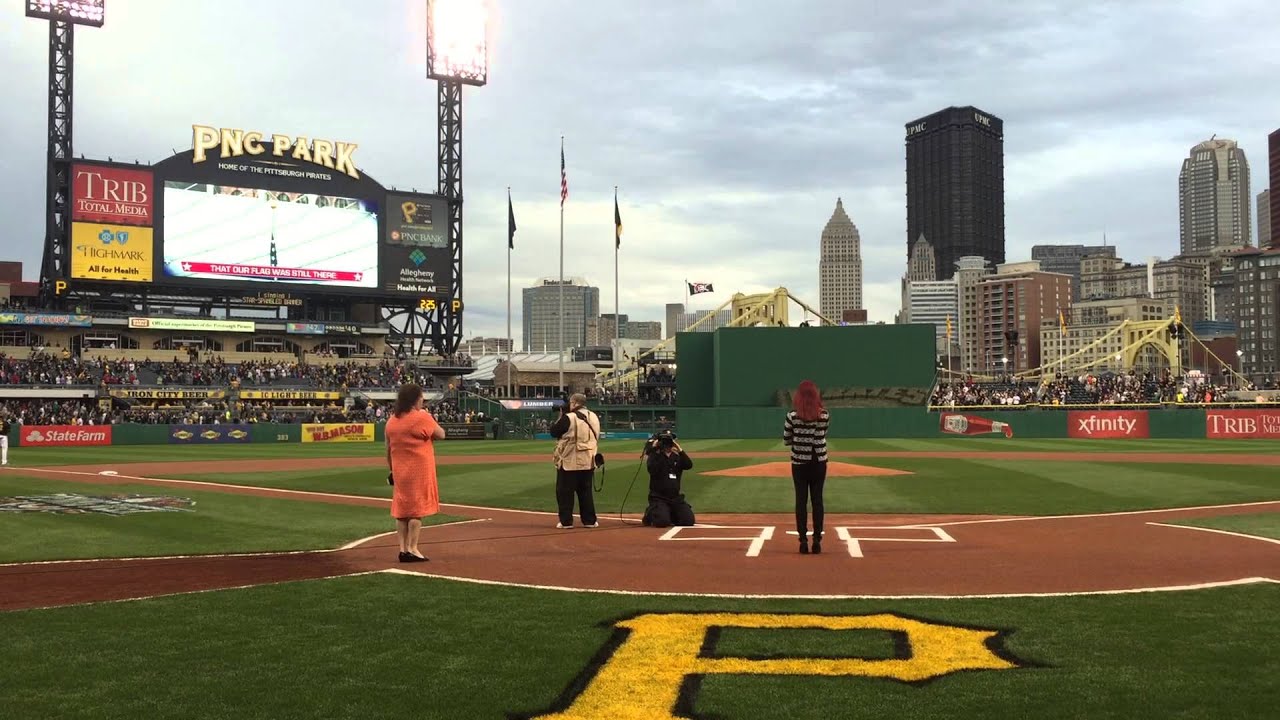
25, 0, 105, 26
426, 0, 488, 86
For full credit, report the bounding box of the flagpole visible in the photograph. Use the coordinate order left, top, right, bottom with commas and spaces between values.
506, 187, 512, 398
613, 186, 620, 389
558, 136, 565, 392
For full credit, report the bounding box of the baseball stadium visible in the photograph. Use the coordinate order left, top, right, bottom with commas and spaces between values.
2, 2, 1278, 719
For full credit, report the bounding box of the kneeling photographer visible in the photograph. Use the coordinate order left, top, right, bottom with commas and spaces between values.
642, 430, 695, 528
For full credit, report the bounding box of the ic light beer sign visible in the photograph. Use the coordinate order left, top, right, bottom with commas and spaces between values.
190, 124, 361, 180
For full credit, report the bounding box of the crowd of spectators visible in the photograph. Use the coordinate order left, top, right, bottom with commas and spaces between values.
0, 399, 111, 426
930, 371, 1246, 408
0, 352, 95, 386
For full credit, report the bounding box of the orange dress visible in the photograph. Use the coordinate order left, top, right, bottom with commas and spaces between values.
386, 409, 442, 519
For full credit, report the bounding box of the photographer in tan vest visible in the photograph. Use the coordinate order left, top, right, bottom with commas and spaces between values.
549, 393, 601, 529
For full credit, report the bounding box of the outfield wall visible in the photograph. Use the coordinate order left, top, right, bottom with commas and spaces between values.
675, 407, 1280, 440
8, 408, 1278, 444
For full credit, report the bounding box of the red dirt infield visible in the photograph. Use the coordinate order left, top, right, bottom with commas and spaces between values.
0, 451, 1276, 611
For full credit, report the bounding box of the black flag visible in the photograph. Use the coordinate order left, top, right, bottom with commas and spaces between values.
508, 189, 517, 249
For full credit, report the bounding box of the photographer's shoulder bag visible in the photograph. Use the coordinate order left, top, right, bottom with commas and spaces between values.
572, 410, 606, 470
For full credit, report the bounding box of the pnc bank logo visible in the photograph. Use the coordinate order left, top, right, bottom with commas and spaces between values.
97, 228, 130, 245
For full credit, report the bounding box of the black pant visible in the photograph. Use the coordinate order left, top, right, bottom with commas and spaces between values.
644, 496, 695, 528
792, 461, 827, 539
556, 468, 597, 526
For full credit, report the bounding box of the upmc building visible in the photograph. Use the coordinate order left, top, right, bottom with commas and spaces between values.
64, 124, 453, 305
904, 106, 1006, 280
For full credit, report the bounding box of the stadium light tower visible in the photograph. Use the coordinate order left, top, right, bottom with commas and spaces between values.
422, 0, 487, 355
26, 1, 105, 308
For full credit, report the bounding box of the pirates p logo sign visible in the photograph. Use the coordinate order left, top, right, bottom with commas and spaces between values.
518, 612, 1029, 719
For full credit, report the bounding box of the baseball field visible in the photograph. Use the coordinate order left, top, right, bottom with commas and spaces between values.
1, 437, 1277, 719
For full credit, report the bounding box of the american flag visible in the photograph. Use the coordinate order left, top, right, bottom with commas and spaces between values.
560, 146, 568, 206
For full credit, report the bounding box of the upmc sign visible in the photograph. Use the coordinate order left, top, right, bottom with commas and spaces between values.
20, 425, 113, 447
1067, 410, 1149, 439
72, 164, 153, 226
1206, 409, 1280, 439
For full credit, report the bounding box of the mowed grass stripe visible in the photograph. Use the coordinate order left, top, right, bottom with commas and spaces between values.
0, 474, 458, 563
0, 573, 1276, 719
150, 456, 1280, 516
9, 437, 1280, 469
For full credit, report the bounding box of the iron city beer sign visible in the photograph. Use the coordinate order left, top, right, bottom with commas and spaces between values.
190, 125, 360, 180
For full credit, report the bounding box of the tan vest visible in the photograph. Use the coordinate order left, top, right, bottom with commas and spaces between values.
554, 409, 600, 471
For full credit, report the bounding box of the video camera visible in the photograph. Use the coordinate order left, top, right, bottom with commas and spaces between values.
644, 429, 678, 456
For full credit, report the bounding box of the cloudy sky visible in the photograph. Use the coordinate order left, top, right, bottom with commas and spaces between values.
2, 0, 1279, 346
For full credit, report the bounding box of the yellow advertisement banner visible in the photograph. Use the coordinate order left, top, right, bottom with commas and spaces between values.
301, 423, 374, 443
70, 223, 154, 282
109, 388, 227, 400
241, 390, 341, 401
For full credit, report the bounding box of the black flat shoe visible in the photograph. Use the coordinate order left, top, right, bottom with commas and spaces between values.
812, 538, 823, 555
398, 552, 413, 563
799, 540, 809, 555
406, 553, 429, 563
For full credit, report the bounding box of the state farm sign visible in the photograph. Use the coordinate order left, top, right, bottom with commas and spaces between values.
1206, 409, 1280, 439
1067, 410, 1149, 439
20, 425, 113, 447
72, 164, 153, 225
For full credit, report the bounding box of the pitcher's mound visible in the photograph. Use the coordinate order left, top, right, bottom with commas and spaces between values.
704, 461, 912, 478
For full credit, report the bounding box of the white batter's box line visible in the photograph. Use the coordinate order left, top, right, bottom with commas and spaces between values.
658, 525, 776, 557
831, 525, 956, 558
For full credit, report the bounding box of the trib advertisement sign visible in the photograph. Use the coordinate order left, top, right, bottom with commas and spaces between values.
1206, 409, 1280, 439
72, 164, 153, 225
1067, 411, 1150, 439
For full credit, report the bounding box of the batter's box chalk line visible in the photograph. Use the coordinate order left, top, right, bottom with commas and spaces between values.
658, 525, 776, 557
782, 526, 957, 557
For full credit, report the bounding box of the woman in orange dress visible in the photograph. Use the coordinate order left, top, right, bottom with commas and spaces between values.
385, 383, 446, 562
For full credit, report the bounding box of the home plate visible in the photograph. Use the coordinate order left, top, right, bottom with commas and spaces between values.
703, 461, 912, 477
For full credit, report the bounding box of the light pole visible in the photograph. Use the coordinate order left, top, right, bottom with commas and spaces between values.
1236, 349, 1244, 388
26, 0, 105, 307
1001, 356, 1008, 378
426, 0, 488, 354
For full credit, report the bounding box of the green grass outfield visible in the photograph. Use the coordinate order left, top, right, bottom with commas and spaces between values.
2, 438, 1277, 718
0, 472, 464, 563
1, 573, 1276, 719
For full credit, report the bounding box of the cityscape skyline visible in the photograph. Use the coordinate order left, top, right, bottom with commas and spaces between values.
1, 1, 1278, 350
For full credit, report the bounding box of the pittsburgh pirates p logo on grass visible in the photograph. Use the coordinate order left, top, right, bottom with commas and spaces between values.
519, 612, 1029, 720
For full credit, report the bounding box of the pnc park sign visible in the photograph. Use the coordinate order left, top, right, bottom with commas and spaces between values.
190, 124, 361, 180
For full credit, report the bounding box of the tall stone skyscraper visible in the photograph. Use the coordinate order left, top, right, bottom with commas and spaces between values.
905, 106, 1006, 280
1178, 138, 1251, 255
818, 198, 863, 324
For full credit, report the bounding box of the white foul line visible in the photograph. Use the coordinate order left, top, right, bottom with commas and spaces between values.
381, 569, 1279, 600
1147, 522, 1280, 546
899, 499, 1280, 529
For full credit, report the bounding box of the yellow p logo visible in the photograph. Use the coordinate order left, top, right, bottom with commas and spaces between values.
401, 201, 418, 225
522, 612, 1026, 719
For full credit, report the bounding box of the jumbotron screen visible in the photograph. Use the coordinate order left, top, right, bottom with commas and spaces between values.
161, 181, 379, 289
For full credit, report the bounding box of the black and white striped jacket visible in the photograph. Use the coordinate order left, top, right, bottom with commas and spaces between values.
783, 410, 829, 464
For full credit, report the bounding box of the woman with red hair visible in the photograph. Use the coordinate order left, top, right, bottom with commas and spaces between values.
783, 380, 830, 554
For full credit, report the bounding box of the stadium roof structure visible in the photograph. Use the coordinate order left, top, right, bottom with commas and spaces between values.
464, 352, 568, 381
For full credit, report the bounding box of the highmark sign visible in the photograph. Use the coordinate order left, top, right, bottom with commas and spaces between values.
190, 124, 360, 180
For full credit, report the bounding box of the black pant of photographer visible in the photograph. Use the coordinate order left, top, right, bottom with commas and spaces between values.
555, 468, 598, 527
792, 460, 827, 542
644, 496, 695, 528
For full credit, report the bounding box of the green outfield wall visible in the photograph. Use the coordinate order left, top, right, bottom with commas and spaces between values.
677, 325, 938, 409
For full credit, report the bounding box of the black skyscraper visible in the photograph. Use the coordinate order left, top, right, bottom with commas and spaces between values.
905, 106, 1005, 280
